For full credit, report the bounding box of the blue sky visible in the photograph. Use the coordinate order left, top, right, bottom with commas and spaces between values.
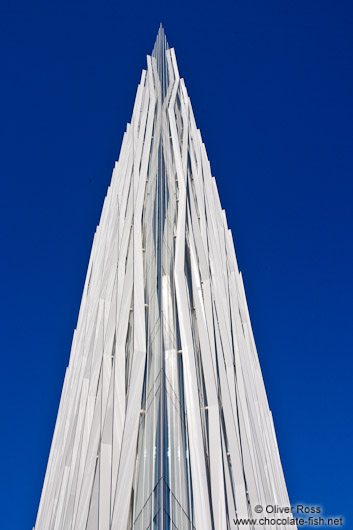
1, 0, 352, 527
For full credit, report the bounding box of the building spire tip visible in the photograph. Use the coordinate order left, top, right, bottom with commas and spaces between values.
157, 23, 165, 39
152, 24, 169, 58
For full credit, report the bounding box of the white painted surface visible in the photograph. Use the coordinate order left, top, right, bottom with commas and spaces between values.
35, 26, 295, 530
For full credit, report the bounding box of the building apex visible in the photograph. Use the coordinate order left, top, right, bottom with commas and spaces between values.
152, 24, 169, 57
151, 24, 170, 97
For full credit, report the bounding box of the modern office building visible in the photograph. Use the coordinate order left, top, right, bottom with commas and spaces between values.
34, 26, 294, 530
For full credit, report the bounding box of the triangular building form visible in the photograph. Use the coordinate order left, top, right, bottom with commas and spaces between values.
34, 26, 295, 530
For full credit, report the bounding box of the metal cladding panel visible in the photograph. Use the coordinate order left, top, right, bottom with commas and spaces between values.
34, 25, 295, 530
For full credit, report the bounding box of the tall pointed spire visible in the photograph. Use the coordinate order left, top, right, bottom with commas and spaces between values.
34, 30, 295, 530
152, 25, 170, 100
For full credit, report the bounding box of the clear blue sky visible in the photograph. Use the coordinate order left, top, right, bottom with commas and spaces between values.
1, 0, 352, 528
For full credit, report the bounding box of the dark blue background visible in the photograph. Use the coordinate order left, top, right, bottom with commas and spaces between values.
1, 1, 352, 527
